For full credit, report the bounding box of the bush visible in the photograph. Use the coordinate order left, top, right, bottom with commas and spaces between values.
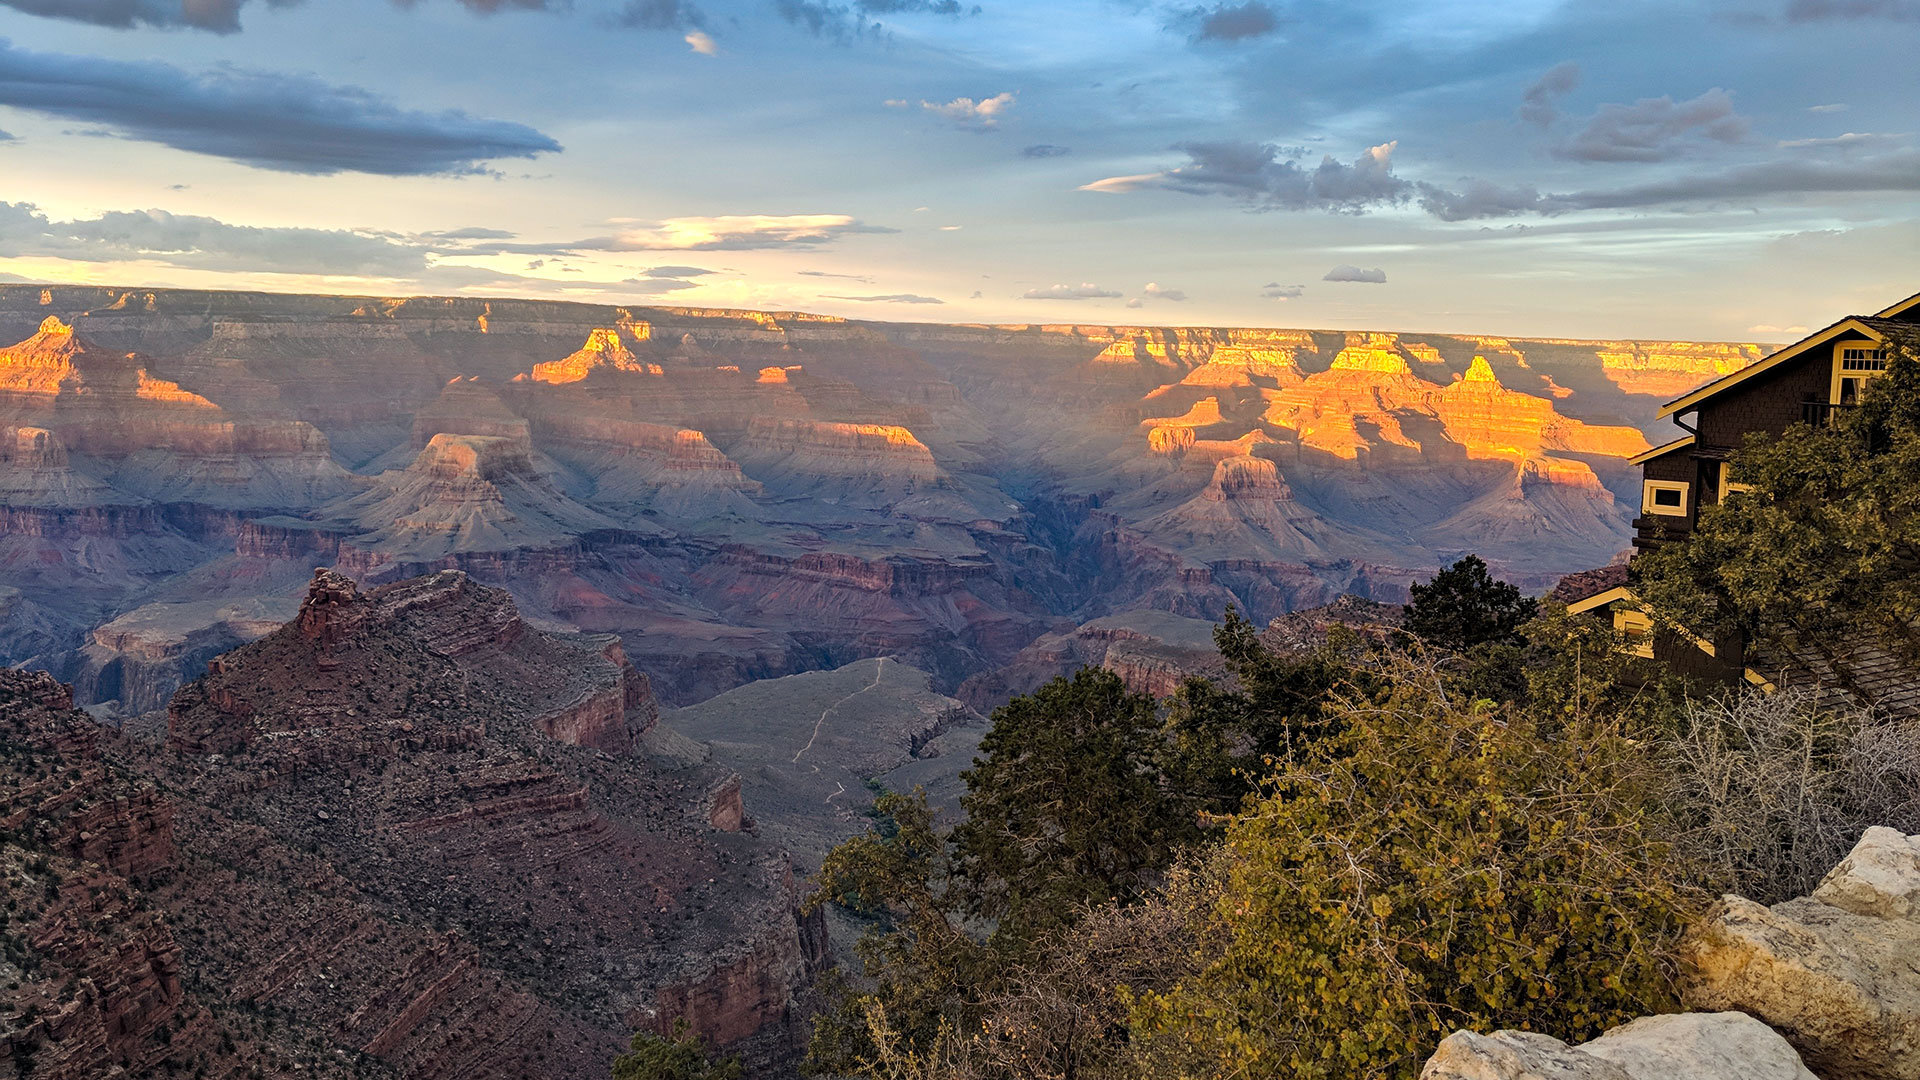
1664, 686, 1920, 903
1134, 659, 1702, 1079
611, 1019, 742, 1080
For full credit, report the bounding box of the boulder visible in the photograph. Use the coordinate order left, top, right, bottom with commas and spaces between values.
1685, 826, 1920, 1080
1421, 1012, 1817, 1080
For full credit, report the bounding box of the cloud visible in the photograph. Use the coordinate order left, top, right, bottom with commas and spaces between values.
1261, 282, 1304, 299
685, 30, 718, 52
1776, 132, 1906, 149
1518, 61, 1580, 127
1081, 141, 1412, 212
620, 276, 703, 294
1556, 88, 1749, 163
0, 40, 559, 176
0, 201, 428, 275
921, 92, 1014, 129
799, 269, 876, 282
1022, 282, 1121, 299
1142, 281, 1187, 301
1749, 324, 1810, 335
0, 128, 12, 142
619, 0, 700, 28
1323, 264, 1386, 283
821, 292, 944, 303
1810, 103, 1848, 113
1417, 149, 1920, 220
600, 214, 893, 251
1125, 298, 1143, 308
0, 0, 553, 33
1021, 143, 1071, 158
774, 0, 970, 40
1784, 0, 1920, 18
420, 226, 516, 240
1193, 1, 1277, 42
641, 264, 716, 277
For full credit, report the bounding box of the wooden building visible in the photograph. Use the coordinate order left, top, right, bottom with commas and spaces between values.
1564, 290, 1920, 708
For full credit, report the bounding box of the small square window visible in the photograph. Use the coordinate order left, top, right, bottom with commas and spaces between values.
1643, 480, 1689, 516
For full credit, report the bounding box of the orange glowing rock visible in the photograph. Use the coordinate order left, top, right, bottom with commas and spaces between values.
530, 328, 655, 384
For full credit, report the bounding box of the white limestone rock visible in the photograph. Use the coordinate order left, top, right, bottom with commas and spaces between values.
1421, 1012, 1816, 1080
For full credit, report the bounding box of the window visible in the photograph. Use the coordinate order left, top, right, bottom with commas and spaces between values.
1717, 462, 1752, 501
1834, 343, 1890, 405
1614, 609, 1655, 659
1642, 480, 1689, 516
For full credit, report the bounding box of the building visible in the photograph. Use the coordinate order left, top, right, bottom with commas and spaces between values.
1565, 290, 1920, 709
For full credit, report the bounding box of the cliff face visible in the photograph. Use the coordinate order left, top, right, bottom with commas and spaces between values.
6, 569, 825, 1079
0, 285, 1760, 714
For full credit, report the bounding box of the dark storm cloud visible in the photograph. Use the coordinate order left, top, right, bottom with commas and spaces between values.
1555, 88, 1749, 162
1021, 143, 1072, 158
0, 40, 561, 175
0, 0, 552, 32
1193, 1, 1277, 42
1418, 149, 1920, 220
1518, 61, 1579, 127
1082, 140, 1412, 212
0, 202, 429, 274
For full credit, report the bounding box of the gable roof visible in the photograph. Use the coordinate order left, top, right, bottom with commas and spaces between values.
1875, 291, 1920, 321
1658, 316, 1891, 420
1629, 435, 1694, 466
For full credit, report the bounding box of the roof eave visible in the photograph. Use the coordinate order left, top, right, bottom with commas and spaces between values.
1657, 318, 1887, 420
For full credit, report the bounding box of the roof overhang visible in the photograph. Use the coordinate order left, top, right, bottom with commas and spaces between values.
1566, 585, 1636, 616
1658, 317, 1888, 420
1875, 291, 1920, 320
1629, 435, 1695, 466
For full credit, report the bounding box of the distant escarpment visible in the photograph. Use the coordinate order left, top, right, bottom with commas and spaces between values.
4, 569, 826, 1079
0, 285, 1762, 713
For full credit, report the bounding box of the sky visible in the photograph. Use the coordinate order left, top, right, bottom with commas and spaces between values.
0, 0, 1914, 340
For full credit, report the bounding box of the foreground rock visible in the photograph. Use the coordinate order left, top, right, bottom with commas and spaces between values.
4, 569, 829, 1079
1685, 826, 1920, 1080
1422, 1012, 1817, 1080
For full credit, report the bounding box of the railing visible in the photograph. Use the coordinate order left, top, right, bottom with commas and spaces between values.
1801, 401, 1857, 427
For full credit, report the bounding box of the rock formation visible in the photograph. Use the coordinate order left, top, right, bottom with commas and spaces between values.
1421, 1012, 1817, 1080
0, 285, 1766, 714
1685, 826, 1920, 1080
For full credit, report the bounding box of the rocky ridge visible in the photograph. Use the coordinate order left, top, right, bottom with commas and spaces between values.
0, 286, 1761, 714
4, 569, 828, 1079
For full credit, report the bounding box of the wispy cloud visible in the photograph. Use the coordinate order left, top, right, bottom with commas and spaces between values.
640, 264, 717, 277
1261, 282, 1304, 299
0, 40, 559, 175
1081, 141, 1411, 212
685, 30, 718, 53
821, 292, 943, 303
1784, 0, 1919, 19
0, 0, 555, 34
0, 201, 428, 275
1021, 143, 1071, 158
1022, 282, 1121, 299
1419, 149, 1920, 220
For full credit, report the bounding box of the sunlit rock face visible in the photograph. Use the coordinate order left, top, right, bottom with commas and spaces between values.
0, 285, 1765, 713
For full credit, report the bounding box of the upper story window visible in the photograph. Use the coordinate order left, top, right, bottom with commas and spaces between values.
1834, 343, 1890, 406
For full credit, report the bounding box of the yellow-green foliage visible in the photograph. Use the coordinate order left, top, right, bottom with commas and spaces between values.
1135, 662, 1703, 1080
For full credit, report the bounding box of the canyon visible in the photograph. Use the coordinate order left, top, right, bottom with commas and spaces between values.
2, 568, 824, 1079
0, 284, 1756, 716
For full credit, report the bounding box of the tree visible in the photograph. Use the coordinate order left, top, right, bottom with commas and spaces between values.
612, 1020, 743, 1080
953, 667, 1197, 944
1404, 554, 1539, 652
1135, 659, 1702, 1080
1635, 335, 1920, 690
